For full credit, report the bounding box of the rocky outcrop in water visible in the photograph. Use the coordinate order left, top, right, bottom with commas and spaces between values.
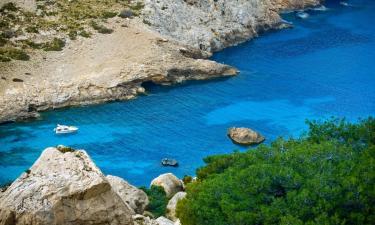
143, 0, 322, 52
0, 147, 187, 225
0, 147, 136, 225
228, 127, 265, 145
151, 173, 184, 198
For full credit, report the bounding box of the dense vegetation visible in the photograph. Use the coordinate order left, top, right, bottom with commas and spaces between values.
140, 185, 169, 218
176, 118, 375, 225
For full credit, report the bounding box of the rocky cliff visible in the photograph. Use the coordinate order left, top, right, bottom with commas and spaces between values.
0, 146, 179, 225
0, 0, 321, 123
0, 147, 135, 224
143, 0, 322, 52
0, 18, 236, 123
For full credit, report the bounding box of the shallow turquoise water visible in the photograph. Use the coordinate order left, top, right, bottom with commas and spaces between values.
1, 0, 374, 186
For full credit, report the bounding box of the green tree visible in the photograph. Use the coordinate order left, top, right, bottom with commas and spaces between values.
140, 185, 168, 218
177, 118, 375, 225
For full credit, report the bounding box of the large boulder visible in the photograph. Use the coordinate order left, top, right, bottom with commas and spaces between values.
151, 173, 184, 198
166, 192, 186, 221
228, 127, 265, 145
106, 175, 149, 214
0, 147, 134, 225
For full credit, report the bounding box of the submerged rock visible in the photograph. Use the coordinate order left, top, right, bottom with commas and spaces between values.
107, 175, 149, 214
228, 127, 265, 145
151, 173, 184, 198
0, 147, 134, 225
166, 192, 187, 221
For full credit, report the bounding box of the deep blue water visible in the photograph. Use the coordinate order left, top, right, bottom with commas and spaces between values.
1, 0, 374, 186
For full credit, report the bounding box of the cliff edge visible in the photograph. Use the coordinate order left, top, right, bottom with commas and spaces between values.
0, 0, 321, 123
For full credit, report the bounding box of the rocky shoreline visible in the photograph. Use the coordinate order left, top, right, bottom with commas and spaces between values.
0, 0, 321, 124
0, 146, 187, 225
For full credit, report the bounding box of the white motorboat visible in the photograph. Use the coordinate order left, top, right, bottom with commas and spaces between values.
296, 11, 309, 19
54, 124, 78, 134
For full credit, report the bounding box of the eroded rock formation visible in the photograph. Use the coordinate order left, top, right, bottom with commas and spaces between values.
0, 147, 135, 225
228, 127, 265, 145
0, 147, 188, 225
143, 0, 322, 52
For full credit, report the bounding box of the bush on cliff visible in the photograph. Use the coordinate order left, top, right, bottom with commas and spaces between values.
176, 118, 375, 225
140, 185, 168, 218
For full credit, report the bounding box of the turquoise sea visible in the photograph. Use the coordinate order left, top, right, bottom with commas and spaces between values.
1, 0, 374, 186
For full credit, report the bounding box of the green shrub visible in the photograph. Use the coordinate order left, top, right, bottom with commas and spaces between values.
0, 38, 7, 47
102, 11, 117, 19
79, 30, 92, 38
91, 21, 113, 34
25, 26, 39, 33
42, 38, 65, 51
0, 47, 30, 60
182, 175, 193, 185
0, 55, 10, 62
140, 185, 168, 218
68, 30, 77, 40
56, 145, 75, 153
176, 118, 375, 225
0, 2, 18, 12
23, 40, 43, 49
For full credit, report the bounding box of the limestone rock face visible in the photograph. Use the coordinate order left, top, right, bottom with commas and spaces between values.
151, 173, 184, 198
166, 192, 187, 221
0, 20, 237, 124
0, 147, 134, 225
155, 216, 175, 225
107, 175, 149, 214
228, 127, 265, 145
143, 0, 322, 52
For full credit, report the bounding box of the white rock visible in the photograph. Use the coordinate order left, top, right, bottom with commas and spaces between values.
156, 216, 175, 225
151, 173, 184, 198
107, 175, 149, 214
143, 0, 321, 52
0, 147, 134, 225
167, 192, 187, 221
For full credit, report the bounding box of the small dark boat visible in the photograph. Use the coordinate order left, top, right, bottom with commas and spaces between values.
161, 158, 178, 167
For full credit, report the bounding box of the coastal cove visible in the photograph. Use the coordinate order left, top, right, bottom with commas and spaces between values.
1, 0, 375, 187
